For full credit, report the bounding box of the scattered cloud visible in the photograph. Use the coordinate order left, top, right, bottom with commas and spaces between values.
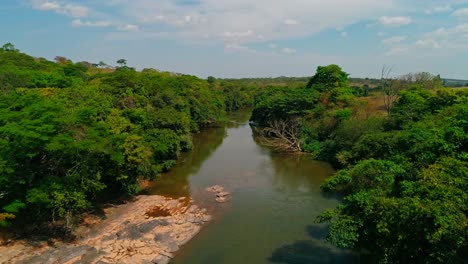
379, 16, 412, 27
452, 8, 468, 17
382, 36, 406, 44
425, 5, 452, 14
383, 47, 408, 56
32, 1, 89, 18
425, 24, 468, 38
118, 24, 140, 32
224, 43, 251, 52
411, 24, 468, 51
72, 19, 112, 28
223, 43, 270, 55
282, 48, 297, 54
223, 30, 254, 38
424, 5, 453, 15
108, 0, 395, 45
415, 39, 441, 49
341, 31, 348, 37
35, 1, 60, 11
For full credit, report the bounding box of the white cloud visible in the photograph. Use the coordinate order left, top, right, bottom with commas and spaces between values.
425, 5, 452, 14
35, 1, 60, 11
72, 19, 111, 27
425, 24, 468, 37
379, 16, 412, 27
223, 30, 254, 38
415, 39, 441, 48
106, 0, 395, 45
269, 43, 277, 49
383, 47, 408, 56
118, 24, 140, 32
282, 48, 297, 54
224, 43, 259, 54
32, 1, 89, 17
452, 8, 468, 17
62, 4, 88, 17
382, 35, 406, 44
284, 19, 299, 25
341, 31, 348, 37
412, 24, 468, 51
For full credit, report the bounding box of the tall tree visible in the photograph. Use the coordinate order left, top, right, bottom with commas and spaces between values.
116, 59, 127, 67
306, 64, 349, 92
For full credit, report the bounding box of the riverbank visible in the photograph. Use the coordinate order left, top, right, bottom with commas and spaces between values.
0, 195, 211, 264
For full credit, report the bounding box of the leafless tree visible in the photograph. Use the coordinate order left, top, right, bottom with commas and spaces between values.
256, 118, 302, 152
381, 68, 443, 114
380, 65, 404, 115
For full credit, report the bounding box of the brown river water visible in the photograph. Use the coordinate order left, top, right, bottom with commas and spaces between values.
145, 110, 357, 264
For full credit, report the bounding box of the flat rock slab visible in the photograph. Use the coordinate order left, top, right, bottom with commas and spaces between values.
0, 195, 210, 264
206, 185, 231, 203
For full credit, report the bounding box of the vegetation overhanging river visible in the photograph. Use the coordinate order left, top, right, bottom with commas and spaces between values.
145, 110, 356, 264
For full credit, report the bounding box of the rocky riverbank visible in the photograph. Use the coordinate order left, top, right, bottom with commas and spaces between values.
0, 195, 211, 264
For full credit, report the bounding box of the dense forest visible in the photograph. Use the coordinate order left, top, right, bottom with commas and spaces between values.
0, 43, 254, 234
250, 65, 468, 263
1, 42, 467, 263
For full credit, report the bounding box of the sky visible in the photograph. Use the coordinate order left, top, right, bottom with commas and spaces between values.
1, 0, 468, 79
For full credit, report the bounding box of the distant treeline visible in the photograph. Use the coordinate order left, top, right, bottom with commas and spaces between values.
220, 76, 468, 88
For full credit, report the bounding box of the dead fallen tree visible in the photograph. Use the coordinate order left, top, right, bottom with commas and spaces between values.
254, 118, 302, 152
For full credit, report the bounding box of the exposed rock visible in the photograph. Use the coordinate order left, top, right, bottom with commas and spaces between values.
151, 254, 171, 264
187, 205, 198, 214
202, 215, 212, 222
205, 185, 224, 193
215, 196, 230, 203
0, 195, 210, 264
206, 185, 231, 203
216, 191, 230, 198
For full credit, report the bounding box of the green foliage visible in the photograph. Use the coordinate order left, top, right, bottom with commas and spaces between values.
388, 88, 432, 128
1, 43, 19, 52
318, 90, 468, 263
251, 87, 319, 125
251, 63, 467, 262
306, 64, 349, 92
0, 46, 249, 231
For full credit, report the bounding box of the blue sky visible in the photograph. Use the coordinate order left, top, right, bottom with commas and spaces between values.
1, 0, 468, 79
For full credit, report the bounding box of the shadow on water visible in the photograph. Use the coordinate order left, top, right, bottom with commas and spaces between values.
268, 225, 358, 264
145, 109, 253, 198
144, 125, 227, 198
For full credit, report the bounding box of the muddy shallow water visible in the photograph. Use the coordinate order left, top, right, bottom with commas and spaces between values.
146, 111, 356, 264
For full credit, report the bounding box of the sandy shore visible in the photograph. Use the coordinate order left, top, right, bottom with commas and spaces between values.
0, 195, 211, 264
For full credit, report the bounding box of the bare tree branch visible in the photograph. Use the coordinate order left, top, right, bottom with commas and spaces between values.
255, 118, 302, 152
380, 65, 402, 115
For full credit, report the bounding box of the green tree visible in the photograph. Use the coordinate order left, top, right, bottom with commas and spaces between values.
117, 59, 127, 67
306, 64, 349, 92
207, 76, 216, 84
1, 43, 19, 52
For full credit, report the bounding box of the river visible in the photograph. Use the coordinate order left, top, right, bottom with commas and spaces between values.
145, 110, 356, 264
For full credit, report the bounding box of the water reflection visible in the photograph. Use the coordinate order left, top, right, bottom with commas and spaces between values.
146, 110, 252, 198
144, 110, 353, 264
268, 225, 358, 264
269, 153, 335, 193
145, 125, 227, 198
